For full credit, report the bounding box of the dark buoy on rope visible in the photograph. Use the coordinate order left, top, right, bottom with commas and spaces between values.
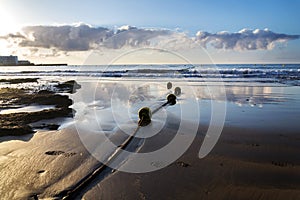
174, 87, 181, 96
138, 107, 152, 126
167, 94, 176, 105
167, 82, 172, 90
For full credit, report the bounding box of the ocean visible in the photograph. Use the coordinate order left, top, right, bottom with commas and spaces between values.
0, 64, 299, 86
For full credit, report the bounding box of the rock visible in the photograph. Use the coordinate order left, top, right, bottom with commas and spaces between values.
176, 161, 190, 168
54, 80, 81, 93
0, 80, 80, 137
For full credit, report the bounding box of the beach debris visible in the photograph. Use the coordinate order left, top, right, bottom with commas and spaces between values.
55, 123, 142, 199
271, 161, 294, 167
175, 161, 191, 168
51, 83, 179, 199
138, 107, 152, 126
30, 194, 39, 200
167, 81, 172, 89
45, 150, 65, 156
174, 87, 181, 96
167, 93, 176, 105
64, 152, 77, 157
150, 92, 177, 116
37, 170, 46, 174
45, 151, 77, 157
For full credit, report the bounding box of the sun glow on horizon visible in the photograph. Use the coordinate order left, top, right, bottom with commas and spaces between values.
0, 7, 21, 35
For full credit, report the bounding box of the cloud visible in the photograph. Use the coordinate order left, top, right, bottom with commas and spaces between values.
0, 33, 25, 39
2, 24, 172, 53
196, 28, 300, 50
1, 24, 299, 57
18, 24, 112, 51
102, 27, 170, 49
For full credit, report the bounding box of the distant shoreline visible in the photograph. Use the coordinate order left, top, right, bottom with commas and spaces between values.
0, 63, 68, 66
34, 63, 68, 66
2, 63, 300, 67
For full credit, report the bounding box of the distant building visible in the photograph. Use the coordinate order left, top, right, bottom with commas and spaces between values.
0, 55, 67, 66
0, 55, 18, 65
18, 60, 34, 66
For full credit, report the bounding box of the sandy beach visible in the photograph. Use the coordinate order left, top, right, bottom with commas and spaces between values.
85, 126, 300, 200
0, 78, 300, 200
1, 0, 300, 199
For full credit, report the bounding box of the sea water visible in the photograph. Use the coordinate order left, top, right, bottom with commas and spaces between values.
1, 64, 300, 132
0, 64, 299, 85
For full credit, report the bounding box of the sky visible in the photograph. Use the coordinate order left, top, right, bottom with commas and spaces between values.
0, 0, 300, 64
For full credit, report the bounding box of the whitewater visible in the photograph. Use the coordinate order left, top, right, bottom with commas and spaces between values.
0, 64, 299, 85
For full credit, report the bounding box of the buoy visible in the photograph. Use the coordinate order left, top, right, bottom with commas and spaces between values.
138, 107, 152, 126
174, 87, 181, 96
167, 82, 172, 90
167, 94, 176, 105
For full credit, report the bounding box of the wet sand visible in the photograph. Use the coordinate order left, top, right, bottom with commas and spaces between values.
1, 121, 299, 199
83, 126, 300, 200
0, 79, 300, 200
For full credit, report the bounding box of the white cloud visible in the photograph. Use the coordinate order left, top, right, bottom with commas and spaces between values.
102, 27, 170, 49
195, 28, 299, 50
1, 24, 299, 57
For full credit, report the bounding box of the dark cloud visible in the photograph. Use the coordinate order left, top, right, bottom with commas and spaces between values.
196, 28, 300, 50
0, 33, 25, 39
19, 24, 112, 51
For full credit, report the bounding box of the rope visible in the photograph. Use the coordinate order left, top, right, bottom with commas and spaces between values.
54, 93, 177, 199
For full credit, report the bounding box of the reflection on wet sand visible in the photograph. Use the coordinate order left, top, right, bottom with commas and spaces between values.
1, 79, 300, 199
194, 85, 289, 106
